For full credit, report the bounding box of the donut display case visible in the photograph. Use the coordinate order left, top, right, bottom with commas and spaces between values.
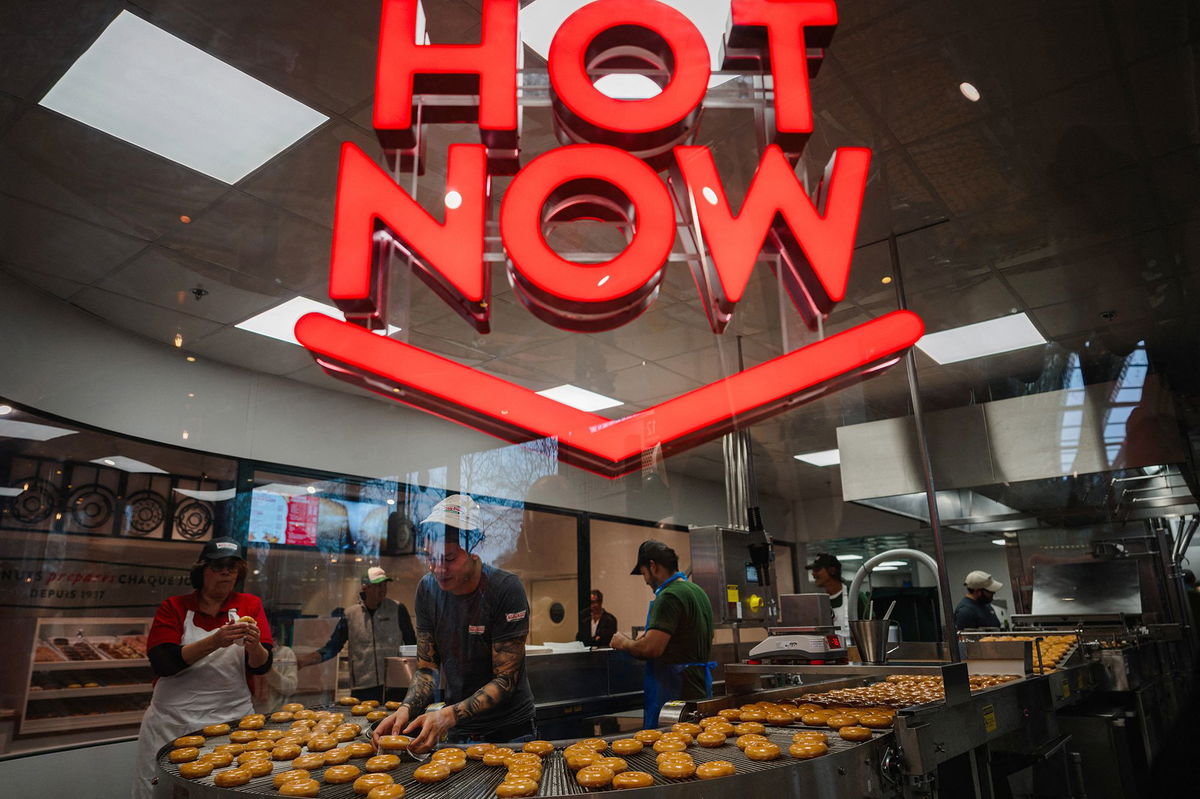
20, 616, 153, 734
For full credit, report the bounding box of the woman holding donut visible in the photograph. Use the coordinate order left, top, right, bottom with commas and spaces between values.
131, 538, 273, 799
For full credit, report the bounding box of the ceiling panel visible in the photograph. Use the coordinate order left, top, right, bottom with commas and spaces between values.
0, 194, 146, 282
190, 327, 317, 376
0, 0, 118, 101
69, 286, 222, 345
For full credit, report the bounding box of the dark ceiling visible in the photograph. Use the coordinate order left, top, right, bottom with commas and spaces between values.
1, 0, 1197, 508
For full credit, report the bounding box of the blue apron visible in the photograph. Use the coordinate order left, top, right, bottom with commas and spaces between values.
642, 572, 717, 728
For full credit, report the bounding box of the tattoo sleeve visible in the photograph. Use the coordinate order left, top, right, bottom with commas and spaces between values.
451, 635, 526, 722
400, 630, 439, 715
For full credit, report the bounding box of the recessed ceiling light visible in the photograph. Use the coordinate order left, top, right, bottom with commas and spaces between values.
520, 0, 736, 97
185, 355, 196, 362
536, 384, 623, 412
916, 313, 1045, 364
794, 449, 841, 467
0, 419, 77, 441
39, 11, 327, 184
91, 456, 167, 473
881, 276, 893, 285
179, 215, 192, 224
306, 486, 317, 494
992, 539, 1006, 546
0, 405, 12, 415
835, 554, 863, 561
236, 296, 401, 346
959, 82, 981, 102
873, 565, 899, 571
173, 333, 184, 348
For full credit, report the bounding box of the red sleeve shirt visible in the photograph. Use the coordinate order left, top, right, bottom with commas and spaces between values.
147, 592, 274, 649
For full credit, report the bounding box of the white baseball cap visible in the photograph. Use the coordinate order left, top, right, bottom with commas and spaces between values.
965, 571, 1003, 592
420, 494, 483, 531
362, 566, 391, 585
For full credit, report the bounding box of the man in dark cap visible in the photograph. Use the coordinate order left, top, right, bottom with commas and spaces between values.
809, 553, 851, 635
610, 540, 715, 728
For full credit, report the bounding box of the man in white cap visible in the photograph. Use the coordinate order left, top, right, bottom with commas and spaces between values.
373, 494, 536, 752
297, 565, 415, 703
954, 571, 1004, 630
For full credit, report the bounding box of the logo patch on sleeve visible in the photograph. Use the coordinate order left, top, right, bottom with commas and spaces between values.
468, 625, 486, 635
505, 610, 527, 622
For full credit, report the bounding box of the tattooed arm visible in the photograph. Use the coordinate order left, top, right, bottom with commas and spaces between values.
372, 630, 438, 744
403, 634, 527, 751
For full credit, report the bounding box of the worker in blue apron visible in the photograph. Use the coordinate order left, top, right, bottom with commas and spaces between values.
609, 540, 716, 728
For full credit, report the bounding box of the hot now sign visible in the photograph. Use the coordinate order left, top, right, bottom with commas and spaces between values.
296, 0, 924, 477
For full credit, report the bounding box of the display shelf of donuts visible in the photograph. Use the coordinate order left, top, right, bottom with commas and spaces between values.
975, 634, 1079, 674
157, 701, 891, 798
21, 616, 153, 734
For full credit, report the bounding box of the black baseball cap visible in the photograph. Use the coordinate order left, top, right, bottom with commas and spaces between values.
200, 537, 244, 561
630, 540, 676, 575
807, 553, 840, 571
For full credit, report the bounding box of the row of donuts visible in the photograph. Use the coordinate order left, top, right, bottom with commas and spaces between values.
794, 674, 1020, 709
703, 701, 896, 730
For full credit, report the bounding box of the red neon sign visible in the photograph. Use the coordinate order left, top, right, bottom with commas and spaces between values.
298, 0, 925, 478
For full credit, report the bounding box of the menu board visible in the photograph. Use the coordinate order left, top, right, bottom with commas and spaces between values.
247, 491, 288, 544
285, 495, 319, 546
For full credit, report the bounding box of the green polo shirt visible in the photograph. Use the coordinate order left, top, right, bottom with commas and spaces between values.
646, 578, 714, 698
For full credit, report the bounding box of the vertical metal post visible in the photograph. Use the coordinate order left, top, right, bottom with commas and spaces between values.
888, 233, 961, 662
577, 511, 591, 645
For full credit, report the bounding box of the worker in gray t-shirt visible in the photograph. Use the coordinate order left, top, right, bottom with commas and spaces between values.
372, 495, 535, 751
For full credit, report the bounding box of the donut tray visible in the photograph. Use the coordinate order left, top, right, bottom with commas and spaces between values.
156, 712, 891, 798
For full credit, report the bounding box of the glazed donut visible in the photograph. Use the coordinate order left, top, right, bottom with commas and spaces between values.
671, 722, 703, 737
243, 740, 274, 752
661, 732, 692, 745
334, 726, 362, 742
230, 730, 258, 743
707, 721, 735, 736
745, 742, 781, 761
612, 771, 654, 789
274, 769, 312, 788
168, 747, 199, 763
413, 763, 451, 783
292, 753, 326, 770
565, 751, 597, 770
272, 744, 303, 761
258, 729, 286, 741
655, 752, 693, 767
433, 747, 466, 761
633, 729, 663, 743
717, 709, 741, 720
202, 723, 231, 737
323, 747, 353, 766
366, 711, 388, 723
365, 754, 401, 773
792, 731, 828, 744
440, 757, 467, 773
579, 738, 608, 752
794, 704, 821, 715
824, 715, 856, 730
344, 742, 376, 758
766, 712, 794, 726
238, 717, 265, 730
295, 710, 318, 719
506, 763, 543, 778
213, 768, 251, 788
522, 740, 555, 757
696, 731, 726, 747
734, 734, 768, 749
483, 748, 515, 767
354, 773, 395, 795
377, 735, 411, 751
368, 786, 406, 799
351, 704, 371, 716
282, 702, 305, 713
595, 757, 627, 774
658, 757, 695, 778
698, 716, 723, 727
466, 743, 495, 759
291, 720, 316, 730
738, 710, 766, 722
696, 760, 736, 780
789, 741, 828, 759
307, 735, 338, 752
362, 700, 380, 708
839, 725, 872, 742
733, 722, 765, 736
575, 764, 615, 788
279, 778, 321, 797
610, 739, 643, 756
237, 750, 271, 765
245, 759, 274, 777
859, 714, 893, 729
496, 778, 538, 797
324, 765, 362, 784
199, 752, 234, 768
652, 739, 686, 754
174, 735, 205, 748
505, 753, 540, 768
337, 696, 361, 706
801, 711, 833, 726
272, 711, 295, 723
384, 701, 402, 711
178, 761, 213, 779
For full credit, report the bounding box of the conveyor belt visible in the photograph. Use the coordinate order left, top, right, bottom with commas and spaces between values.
156, 712, 892, 798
